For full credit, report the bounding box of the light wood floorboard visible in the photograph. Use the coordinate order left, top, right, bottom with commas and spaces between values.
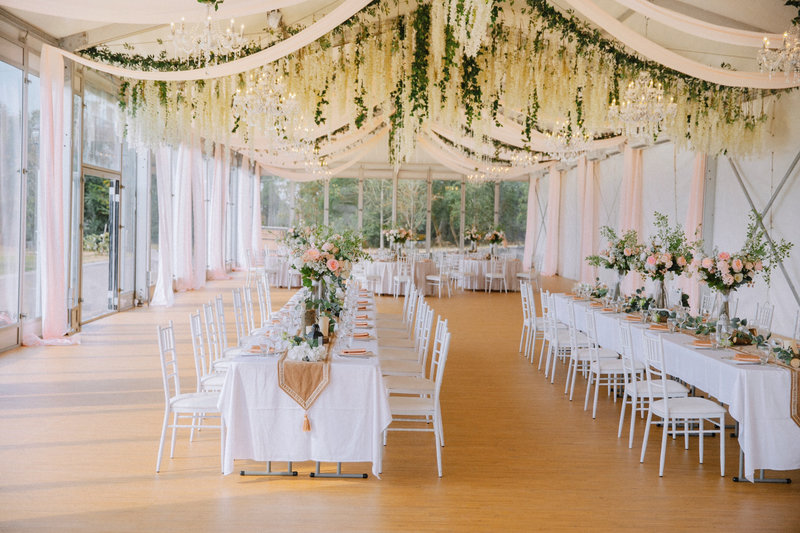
0, 274, 798, 531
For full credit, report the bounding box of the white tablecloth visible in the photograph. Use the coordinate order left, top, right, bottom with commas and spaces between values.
363, 261, 437, 295
217, 296, 391, 476
460, 258, 522, 291
553, 293, 800, 479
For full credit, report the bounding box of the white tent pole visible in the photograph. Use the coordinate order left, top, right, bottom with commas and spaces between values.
459, 178, 466, 251
391, 168, 398, 226
357, 165, 364, 232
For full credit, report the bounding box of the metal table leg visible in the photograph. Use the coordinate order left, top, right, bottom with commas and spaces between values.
240, 461, 298, 477
309, 462, 368, 479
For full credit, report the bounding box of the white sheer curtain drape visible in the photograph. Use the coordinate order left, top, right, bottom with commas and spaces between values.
190, 138, 206, 290
172, 142, 194, 290
619, 146, 644, 295
25, 45, 75, 344
235, 156, 253, 270
152, 146, 174, 306
208, 144, 230, 280
522, 175, 539, 271
250, 164, 262, 254
680, 153, 706, 313
541, 167, 562, 277
578, 157, 597, 283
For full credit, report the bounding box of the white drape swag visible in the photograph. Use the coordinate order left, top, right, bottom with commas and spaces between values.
619, 146, 644, 295
208, 144, 230, 280
522, 176, 539, 271
152, 146, 174, 306
541, 166, 562, 277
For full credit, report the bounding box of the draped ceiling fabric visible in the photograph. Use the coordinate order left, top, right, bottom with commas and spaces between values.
619, 146, 643, 295
541, 166, 562, 277
562, 0, 800, 89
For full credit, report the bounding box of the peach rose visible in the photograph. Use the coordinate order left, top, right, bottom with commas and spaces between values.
722, 274, 735, 286
754, 260, 763, 271
717, 260, 730, 274
745, 262, 753, 271
731, 258, 743, 272
718, 252, 731, 261
306, 248, 320, 261
701, 257, 714, 269
327, 258, 340, 272
676, 256, 687, 267
646, 255, 657, 266
623, 248, 632, 256
321, 242, 333, 252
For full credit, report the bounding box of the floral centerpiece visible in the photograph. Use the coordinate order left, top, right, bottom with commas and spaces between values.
691, 213, 792, 321
286, 334, 327, 362
383, 227, 414, 246
624, 287, 654, 313
585, 226, 643, 299
464, 226, 482, 251
484, 228, 505, 256
639, 212, 695, 308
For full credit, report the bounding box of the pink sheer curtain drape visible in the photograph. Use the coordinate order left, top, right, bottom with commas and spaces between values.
522, 175, 539, 271
680, 153, 706, 313
251, 163, 263, 254
207, 144, 230, 280
541, 166, 561, 276
235, 156, 253, 270
578, 157, 597, 283
152, 146, 174, 306
619, 146, 644, 294
24, 46, 77, 345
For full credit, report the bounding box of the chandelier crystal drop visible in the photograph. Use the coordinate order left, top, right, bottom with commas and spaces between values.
757, 28, 800, 81
170, 4, 247, 66
607, 72, 677, 143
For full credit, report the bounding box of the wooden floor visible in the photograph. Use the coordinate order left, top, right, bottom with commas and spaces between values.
1, 274, 799, 532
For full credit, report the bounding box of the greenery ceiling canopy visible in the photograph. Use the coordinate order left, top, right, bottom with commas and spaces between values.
82, 0, 785, 169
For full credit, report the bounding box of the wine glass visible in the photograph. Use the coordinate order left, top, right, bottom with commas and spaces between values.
667, 318, 677, 333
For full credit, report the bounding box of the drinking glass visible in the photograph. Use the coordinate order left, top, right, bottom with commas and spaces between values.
667, 319, 677, 333
758, 343, 771, 365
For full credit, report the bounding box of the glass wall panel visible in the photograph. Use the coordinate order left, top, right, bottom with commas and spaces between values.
22, 74, 40, 319
498, 180, 529, 248
430, 179, 460, 249
294, 180, 324, 227
0, 61, 23, 326
328, 178, 358, 233
261, 175, 291, 228
69, 93, 82, 309
119, 145, 137, 298
396, 179, 426, 243
362, 178, 390, 248
82, 80, 121, 171
464, 181, 495, 238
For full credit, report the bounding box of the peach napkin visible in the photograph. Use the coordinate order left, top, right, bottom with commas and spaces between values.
734, 353, 760, 362
625, 315, 641, 322
355, 322, 370, 328
356, 314, 369, 319
353, 332, 370, 338
341, 348, 367, 355
590, 303, 603, 308
649, 324, 668, 331
601, 307, 614, 312
692, 340, 712, 348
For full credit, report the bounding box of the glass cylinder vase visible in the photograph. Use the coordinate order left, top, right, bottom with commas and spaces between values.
609, 271, 623, 301
652, 279, 667, 309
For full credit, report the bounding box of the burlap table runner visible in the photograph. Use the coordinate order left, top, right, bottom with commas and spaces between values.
278, 354, 330, 432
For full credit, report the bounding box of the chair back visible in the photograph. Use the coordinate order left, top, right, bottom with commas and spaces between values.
642, 332, 670, 414
699, 292, 716, 317
520, 281, 531, 322
617, 321, 637, 387
567, 302, 581, 351
755, 302, 775, 330
214, 295, 229, 350
429, 318, 451, 382
527, 283, 539, 318
189, 311, 208, 391
397, 256, 412, 277
433, 331, 452, 403
543, 292, 559, 340
402, 285, 417, 321
231, 288, 246, 343
157, 321, 180, 403
242, 286, 255, 334
415, 307, 436, 366
256, 277, 271, 327
202, 302, 220, 363
412, 296, 427, 339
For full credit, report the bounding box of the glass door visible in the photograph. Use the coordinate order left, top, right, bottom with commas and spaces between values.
80, 170, 120, 323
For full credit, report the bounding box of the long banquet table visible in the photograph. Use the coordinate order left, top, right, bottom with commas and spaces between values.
217, 294, 391, 476
363, 258, 522, 295
552, 293, 800, 479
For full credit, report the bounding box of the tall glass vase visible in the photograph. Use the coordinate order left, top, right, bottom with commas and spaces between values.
652, 279, 667, 309
716, 289, 732, 329
609, 271, 623, 300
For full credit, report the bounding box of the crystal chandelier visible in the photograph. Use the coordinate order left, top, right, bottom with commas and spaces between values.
466, 155, 512, 182
608, 72, 677, 143
170, 4, 247, 65
232, 69, 299, 144
758, 28, 800, 80
544, 121, 592, 162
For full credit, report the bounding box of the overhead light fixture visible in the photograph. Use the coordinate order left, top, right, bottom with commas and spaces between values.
544, 121, 592, 163
607, 72, 677, 144
758, 28, 800, 80
267, 10, 283, 30
170, 3, 247, 66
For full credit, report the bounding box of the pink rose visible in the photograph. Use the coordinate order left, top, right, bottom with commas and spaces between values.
646, 255, 657, 266
661, 253, 672, 262
623, 248, 632, 256
717, 260, 730, 274
722, 274, 735, 286
731, 258, 743, 272
321, 242, 333, 252
701, 257, 714, 270
306, 248, 320, 261
327, 258, 340, 272
745, 262, 753, 270
677, 256, 687, 267
754, 260, 763, 271
718, 252, 730, 261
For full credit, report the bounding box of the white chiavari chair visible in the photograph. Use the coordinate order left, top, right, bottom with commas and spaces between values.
189, 311, 225, 393
583, 310, 628, 418
564, 304, 617, 402
231, 288, 246, 344
214, 295, 229, 352
155, 321, 223, 473
242, 286, 256, 335
426, 254, 451, 298
245, 248, 266, 286
380, 309, 437, 377
519, 281, 532, 356
256, 275, 272, 328
524, 283, 547, 362
393, 256, 414, 298
544, 293, 576, 383
754, 301, 775, 331
484, 257, 508, 293
640, 333, 726, 477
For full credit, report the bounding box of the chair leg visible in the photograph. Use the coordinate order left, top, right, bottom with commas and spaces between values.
538, 338, 547, 370
592, 371, 601, 419
659, 417, 669, 477
220, 417, 225, 474
640, 410, 653, 463
584, 372, 593, 410
549, 349, 559, 384
170, 412, 178, 458
564, 358, 573, 395
156, 408, 169, 472
719, 416, 725, 476
434, 421, 443, 478
628, 396, 638, 449
436, 404, 445, 447
618, 394, 627, 438
699, 418, 704, 464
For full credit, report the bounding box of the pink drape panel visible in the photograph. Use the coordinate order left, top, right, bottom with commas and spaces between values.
25, 46, 75, 345
190, 137, 206, 290
541, 166, 561, 276
522, 175, 539, 271
235, 156, 253, 270
680, 153, 706, 313
578, 158, 597, 283
152, 146, 174, 306
619, 146, 644, 294
251, 163, 263, 254
172, 143, 194, 290
207, 144, 230, 280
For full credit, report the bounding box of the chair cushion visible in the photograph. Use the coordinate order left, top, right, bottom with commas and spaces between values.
378, 347, 419, 361
572, 347, 619, 361
626, 379, 689, 398
381, 359, 423, 376
590, 358, 626, 373
379, 337, 415, 349
201, 373, 227, 391
650, 397, 727, 418
389, 395, 435, 416
170, 392, 220, 413
384, 375, 434, 394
